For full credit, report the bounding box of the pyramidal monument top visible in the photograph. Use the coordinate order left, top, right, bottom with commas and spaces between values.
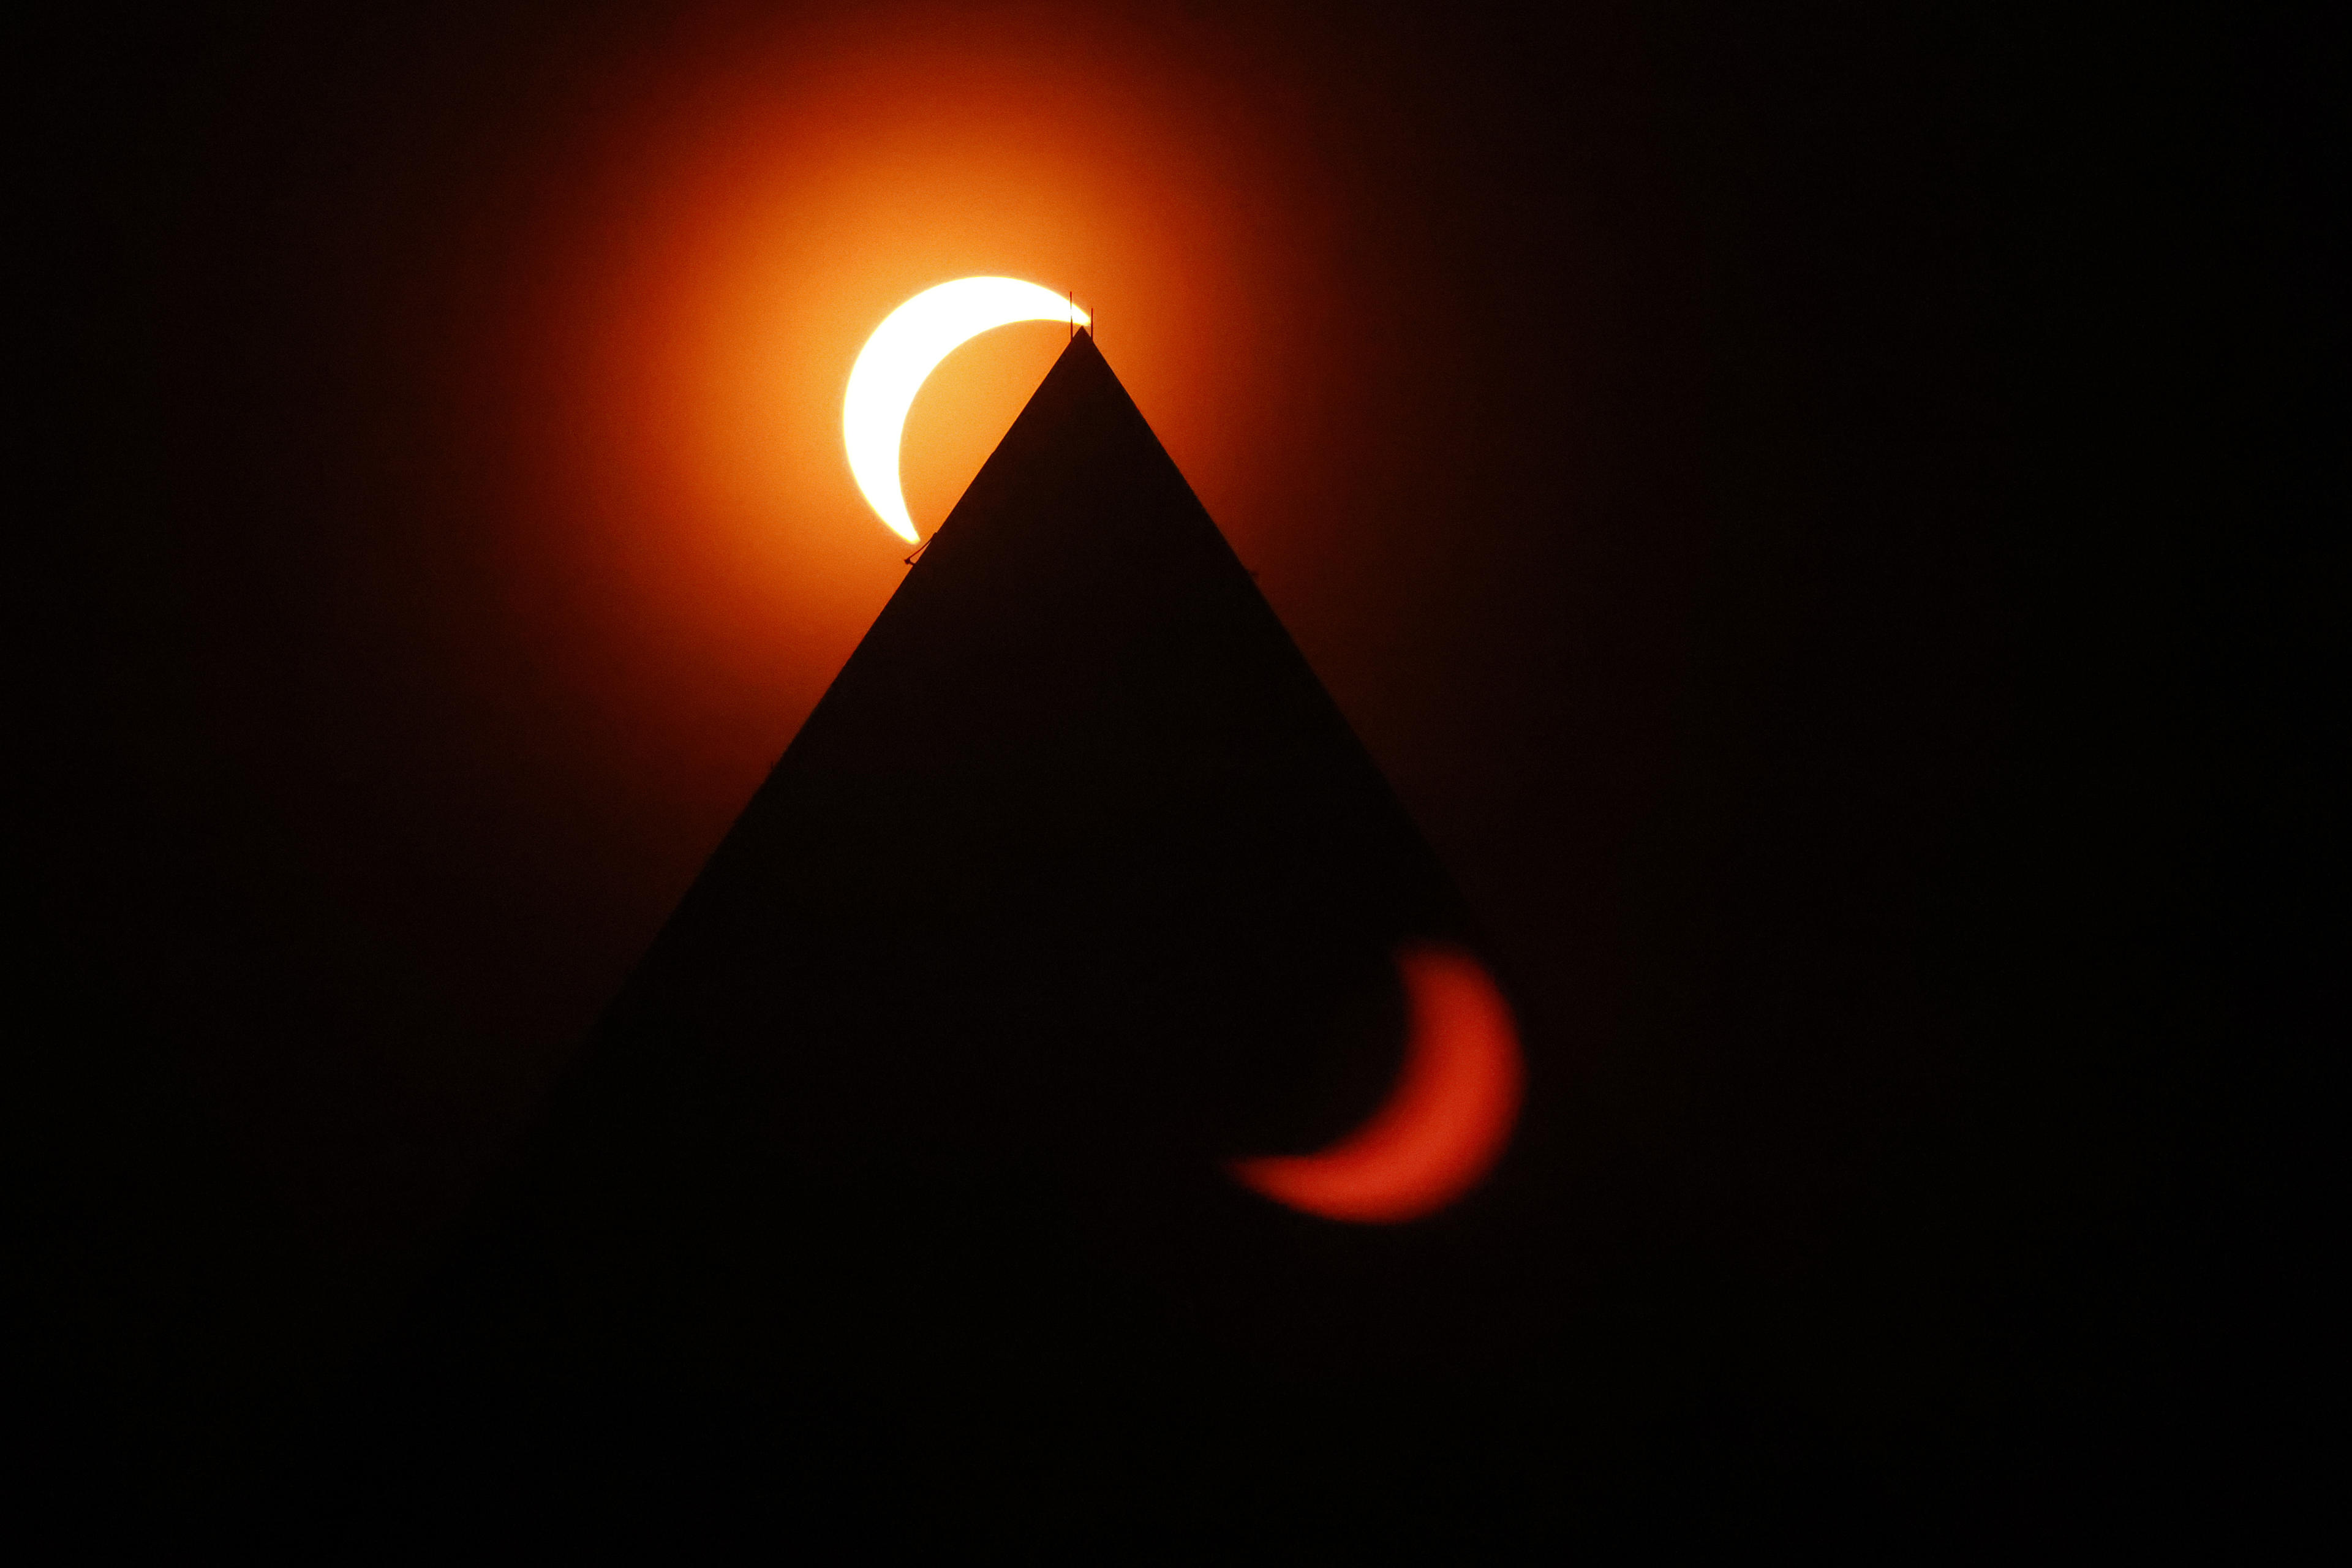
325, 328, 1527, 1547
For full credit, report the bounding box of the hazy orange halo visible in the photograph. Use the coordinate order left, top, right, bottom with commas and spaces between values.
505, 6, 1343, 864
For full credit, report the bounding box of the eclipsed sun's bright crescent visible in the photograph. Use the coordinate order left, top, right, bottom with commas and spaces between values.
845, 277, 1088, 543
1231, 943, 1525, 1224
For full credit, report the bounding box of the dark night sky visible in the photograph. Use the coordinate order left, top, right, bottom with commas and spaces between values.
7, 0, 2323, 1542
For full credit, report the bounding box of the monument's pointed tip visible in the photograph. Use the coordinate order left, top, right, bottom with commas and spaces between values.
350, 299, 1498, 1527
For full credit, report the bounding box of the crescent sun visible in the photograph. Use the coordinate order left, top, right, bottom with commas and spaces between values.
845, 277, 1089, 543
1231, 943, 1525, 1224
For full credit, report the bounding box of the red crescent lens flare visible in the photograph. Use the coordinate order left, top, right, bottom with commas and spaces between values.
1231, 943, 1525, 1224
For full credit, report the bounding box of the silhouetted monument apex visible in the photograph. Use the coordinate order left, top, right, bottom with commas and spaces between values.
350, 328, 1516, 1542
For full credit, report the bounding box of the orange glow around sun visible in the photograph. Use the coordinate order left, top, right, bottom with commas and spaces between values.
490, 4, 1343, 832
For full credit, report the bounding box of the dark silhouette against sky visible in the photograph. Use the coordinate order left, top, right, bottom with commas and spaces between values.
329, 331, 1547, 1547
